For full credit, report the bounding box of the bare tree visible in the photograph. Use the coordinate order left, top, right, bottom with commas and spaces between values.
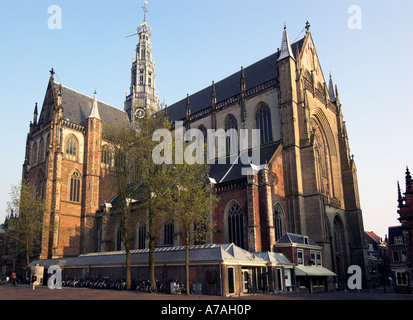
7, 180, 45, 277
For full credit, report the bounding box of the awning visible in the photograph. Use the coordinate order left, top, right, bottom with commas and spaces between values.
294, 265, 336, 277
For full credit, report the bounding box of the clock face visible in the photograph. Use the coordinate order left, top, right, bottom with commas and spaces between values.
135, 107, 145, 119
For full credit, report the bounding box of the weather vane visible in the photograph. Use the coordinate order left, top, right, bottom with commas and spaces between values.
142, 1, 148, 21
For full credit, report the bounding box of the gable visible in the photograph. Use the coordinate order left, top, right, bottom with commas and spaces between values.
297, 33, 328, 92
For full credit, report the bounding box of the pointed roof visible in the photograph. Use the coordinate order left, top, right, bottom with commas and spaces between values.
88, 90, 101, 120
328, 73, 336, 102
277, 24, 295, 62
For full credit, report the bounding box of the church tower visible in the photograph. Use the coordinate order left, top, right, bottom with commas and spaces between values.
124, 2, 160, 127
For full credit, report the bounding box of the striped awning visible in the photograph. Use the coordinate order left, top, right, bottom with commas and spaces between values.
294, 265, 336, 277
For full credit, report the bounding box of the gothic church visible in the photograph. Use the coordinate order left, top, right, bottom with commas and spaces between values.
23, 13, 368, 281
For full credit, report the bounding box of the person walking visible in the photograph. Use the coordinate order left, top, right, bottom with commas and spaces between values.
10, 272, 17, 286
32, 273, 38, 290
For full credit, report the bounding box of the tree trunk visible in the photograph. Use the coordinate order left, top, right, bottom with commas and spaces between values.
185, 231, 190, 295
125, 244, 131, 290
148, 206, 156, 292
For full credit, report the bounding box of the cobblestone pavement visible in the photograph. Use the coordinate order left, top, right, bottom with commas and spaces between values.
0, 284, 412, 301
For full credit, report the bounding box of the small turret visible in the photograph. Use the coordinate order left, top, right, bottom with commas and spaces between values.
278, 24, 295, 62
88, 90, 101, 120
186, 94, 191, 119
33, 103, 38, 125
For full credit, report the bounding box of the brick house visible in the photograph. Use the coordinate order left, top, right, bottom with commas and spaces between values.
274, 232, 336, 292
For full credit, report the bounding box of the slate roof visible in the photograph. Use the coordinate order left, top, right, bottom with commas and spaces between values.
58, 84, 130, 130
276, 232, 321, 247
388, 226, 404, 245
208, 140, 282, 183
255, 252, 294, 266
165, 38, 305, 122
29, 243, 279, 268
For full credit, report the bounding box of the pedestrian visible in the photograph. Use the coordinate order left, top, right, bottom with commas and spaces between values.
32, 273, 38, 290
11, 272, 17, 286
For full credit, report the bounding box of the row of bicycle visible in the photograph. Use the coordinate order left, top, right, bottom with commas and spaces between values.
61, 276, 187, 294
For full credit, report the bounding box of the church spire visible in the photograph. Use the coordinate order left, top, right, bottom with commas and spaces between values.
278, 24, 295, 61
88, 90, 101, 120
124, 0, 160, 125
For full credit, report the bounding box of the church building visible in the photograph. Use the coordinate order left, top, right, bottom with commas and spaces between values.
22, 11, 368, 283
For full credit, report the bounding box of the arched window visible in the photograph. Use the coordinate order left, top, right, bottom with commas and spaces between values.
69, 171, 81, 203
198, 125, 208, 145
255, 104, 273, 144
227, 201, 244, 249
312, 120, 333, 198
32, 142, 38, 165
273, 203, 284, 242
66, 135, 78, 160
225, 115, 238, 155
101, 145, 113, 170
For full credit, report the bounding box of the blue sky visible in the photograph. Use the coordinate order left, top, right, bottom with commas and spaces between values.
0, 0, 412, 239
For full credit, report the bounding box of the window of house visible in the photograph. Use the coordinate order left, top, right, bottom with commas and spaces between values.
394, 236, 403, 245
310, 250, 315, 264
396, 272, 407, 286
227, 201, 244, 249
392, 251, 400, 262
69, 171, 81, 203
316, 251, 322, 265
297, 249, 304, 265
255, 104, 273, 144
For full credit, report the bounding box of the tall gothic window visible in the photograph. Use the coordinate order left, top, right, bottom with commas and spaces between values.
137, 224, 147, 249
273, 203, 284, 242
225, 115, 238, 155
66, 135, 78, 160
101, 145, 113, 170
116, 227, 123, 251
32, 142, 38, 165
164, 222, 174, 245
35, 169, 46, 200
255, 104, 273, 144
39, 138, 45, 163
312, 120, 333, 198
69, 171, 81, 203
227, 201, 244, 249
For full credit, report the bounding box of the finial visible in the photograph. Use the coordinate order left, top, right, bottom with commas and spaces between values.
50, 68, 55, 78
240, 66, 246, 92
305, 21, 311, 32
142, 1, 148, 22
